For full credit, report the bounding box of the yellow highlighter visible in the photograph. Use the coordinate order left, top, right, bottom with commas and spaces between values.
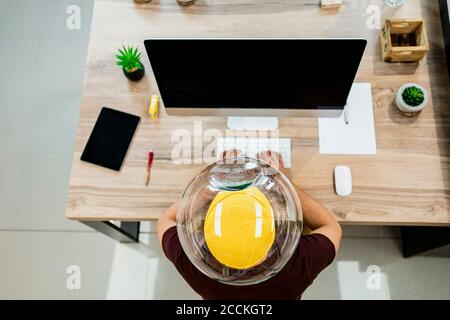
148, 95, 159, 118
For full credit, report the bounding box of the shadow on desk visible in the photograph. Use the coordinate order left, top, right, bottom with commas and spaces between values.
423, 0, 450, 214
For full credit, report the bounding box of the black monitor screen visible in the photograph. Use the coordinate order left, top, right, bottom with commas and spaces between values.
144, 39, 366, 110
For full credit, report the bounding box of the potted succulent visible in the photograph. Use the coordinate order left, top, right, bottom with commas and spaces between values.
395, 83, 428, 116
116, 45, 145, 81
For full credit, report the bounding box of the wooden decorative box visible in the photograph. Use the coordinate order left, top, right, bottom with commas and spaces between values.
381, 19, 429, 62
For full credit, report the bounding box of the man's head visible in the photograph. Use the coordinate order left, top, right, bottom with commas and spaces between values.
203, 187, 275, 270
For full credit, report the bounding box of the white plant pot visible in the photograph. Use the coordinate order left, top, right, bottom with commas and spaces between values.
395, 83, 428, 116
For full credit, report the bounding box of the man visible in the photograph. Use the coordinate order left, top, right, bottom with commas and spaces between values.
157, 150, 342, 299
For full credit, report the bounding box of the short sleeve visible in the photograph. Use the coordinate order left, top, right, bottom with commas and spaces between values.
161, 226, 210, 296
161, 226, 184, 265
299, 233, 336, 283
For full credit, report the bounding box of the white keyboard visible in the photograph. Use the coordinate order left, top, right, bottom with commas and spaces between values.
216, 137, 291, 168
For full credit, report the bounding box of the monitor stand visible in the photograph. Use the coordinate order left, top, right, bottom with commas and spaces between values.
227, 117, 278, 131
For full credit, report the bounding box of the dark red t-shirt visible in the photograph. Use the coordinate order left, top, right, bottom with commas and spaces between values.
162, 226, 335, 300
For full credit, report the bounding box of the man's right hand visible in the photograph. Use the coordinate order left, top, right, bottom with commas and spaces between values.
256, 150, 287, 175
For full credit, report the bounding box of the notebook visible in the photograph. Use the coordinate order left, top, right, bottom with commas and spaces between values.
318, 83, 377, 155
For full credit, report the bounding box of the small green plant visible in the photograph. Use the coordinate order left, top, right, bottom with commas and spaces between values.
116, 45, 143, 73
402, 86, 424, 107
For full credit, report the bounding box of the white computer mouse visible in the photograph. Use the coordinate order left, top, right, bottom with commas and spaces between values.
334, 165, 352, 197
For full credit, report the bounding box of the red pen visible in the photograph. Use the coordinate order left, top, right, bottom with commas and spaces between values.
145, 150, 154, 186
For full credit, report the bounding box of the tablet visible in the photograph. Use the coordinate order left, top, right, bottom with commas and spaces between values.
81, 107, 140, 171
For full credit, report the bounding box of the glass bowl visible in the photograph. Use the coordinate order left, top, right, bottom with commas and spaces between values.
177, 156, 303, 285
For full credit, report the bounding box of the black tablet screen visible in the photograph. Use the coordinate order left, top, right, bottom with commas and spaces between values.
81, 107, 140, 171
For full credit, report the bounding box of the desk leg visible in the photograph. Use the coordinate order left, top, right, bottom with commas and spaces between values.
82, 221, 140, 243
401, 227, 450, 257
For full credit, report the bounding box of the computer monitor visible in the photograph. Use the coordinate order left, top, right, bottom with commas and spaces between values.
144, 38, 366, 130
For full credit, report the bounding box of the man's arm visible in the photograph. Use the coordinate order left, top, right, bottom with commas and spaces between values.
294, 186, 342, 252
157, 202, 178, 245
255, 150, 342, 253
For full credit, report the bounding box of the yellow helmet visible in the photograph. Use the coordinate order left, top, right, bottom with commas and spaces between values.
204, 187, 275, 270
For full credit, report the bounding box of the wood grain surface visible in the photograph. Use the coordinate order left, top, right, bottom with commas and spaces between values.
66, 0, 450, 225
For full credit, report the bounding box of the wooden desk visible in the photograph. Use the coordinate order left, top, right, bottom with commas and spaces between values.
66, 0, 450, 239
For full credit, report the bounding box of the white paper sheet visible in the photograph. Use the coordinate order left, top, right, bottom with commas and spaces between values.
318, 82, 377, 155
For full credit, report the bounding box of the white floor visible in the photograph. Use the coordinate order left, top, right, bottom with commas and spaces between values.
0, 0, 449, 300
